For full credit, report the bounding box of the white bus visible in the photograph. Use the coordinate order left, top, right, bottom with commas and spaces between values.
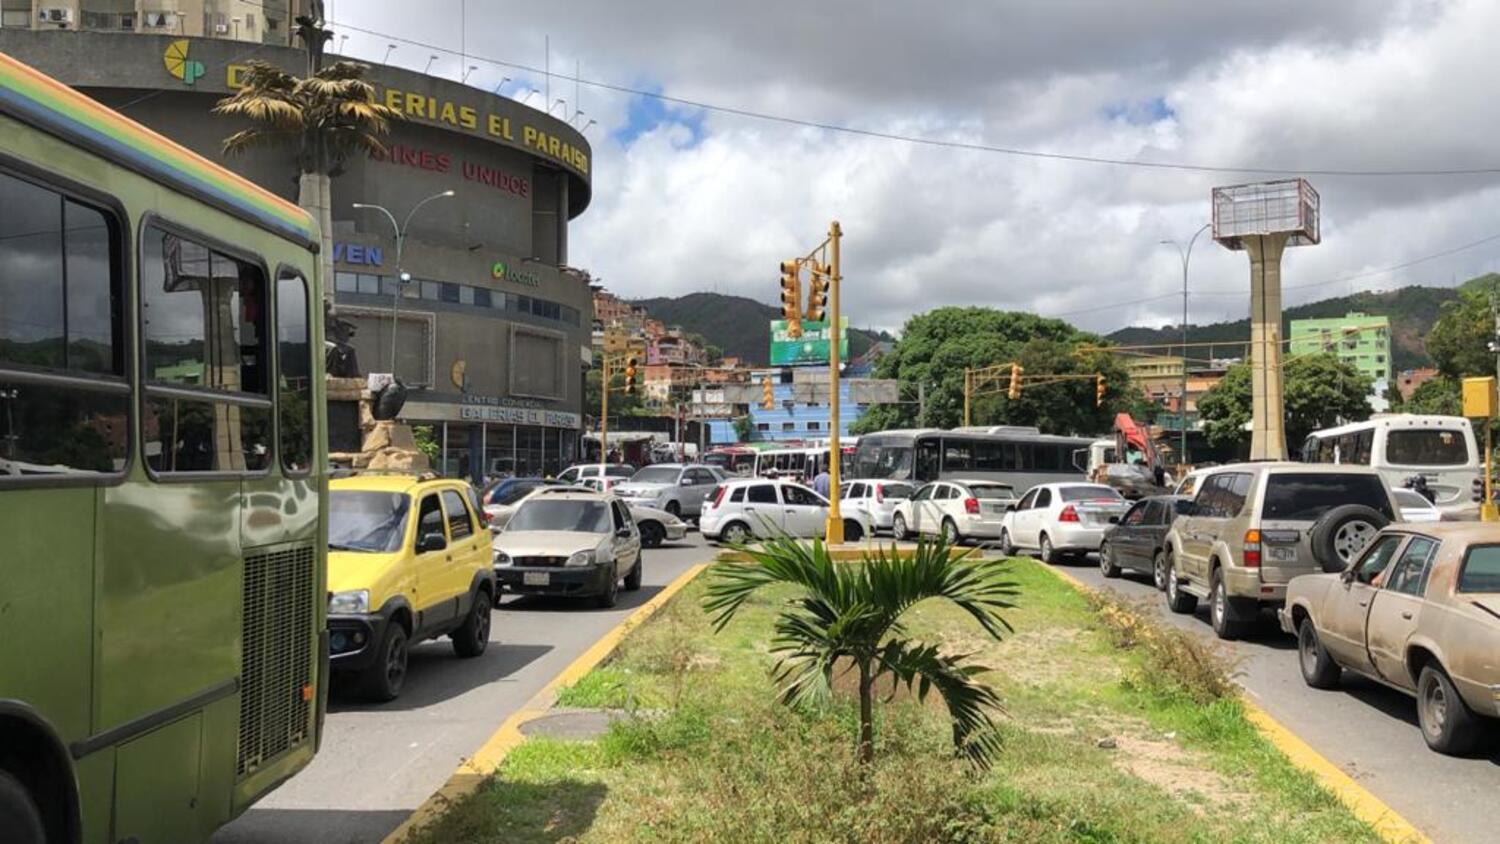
1301, 414, 1481, 519
850, 427, 1095, 491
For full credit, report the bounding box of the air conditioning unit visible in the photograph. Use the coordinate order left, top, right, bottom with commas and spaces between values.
38, 8, 73, 25
213, 23, 229, 34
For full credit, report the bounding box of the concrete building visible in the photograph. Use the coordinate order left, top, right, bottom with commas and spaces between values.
1397, 367, 1440, 401
1289, 312, 1393, 386
1126, 354, 1186, 402
0, 26, 595, 479
2, 0, 301, 42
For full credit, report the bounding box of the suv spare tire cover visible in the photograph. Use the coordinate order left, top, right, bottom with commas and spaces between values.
372, 379, 408, 421
1309, 504, 1389, 573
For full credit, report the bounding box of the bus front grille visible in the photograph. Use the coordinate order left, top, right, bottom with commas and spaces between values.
238, 544, 316, 779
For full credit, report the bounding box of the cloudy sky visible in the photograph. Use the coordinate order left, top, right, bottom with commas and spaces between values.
332, 0, 1500, 335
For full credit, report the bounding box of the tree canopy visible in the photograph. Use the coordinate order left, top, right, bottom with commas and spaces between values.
1425, 284, 1495, 380
1197, 353, 1372, 454
853, 307, 1131, 436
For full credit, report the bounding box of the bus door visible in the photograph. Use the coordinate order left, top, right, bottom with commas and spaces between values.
916, 439, 941, 482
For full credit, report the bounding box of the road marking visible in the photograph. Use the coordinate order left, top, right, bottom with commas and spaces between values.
1038, 561, 1431, 844
381, 562, 710, 844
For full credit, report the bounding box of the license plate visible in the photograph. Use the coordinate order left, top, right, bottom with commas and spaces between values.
1267, 546, 1298, 563
523, 571, 550, 586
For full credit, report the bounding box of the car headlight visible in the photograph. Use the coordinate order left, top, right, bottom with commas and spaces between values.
565, 549, 595, 567
328, 589, 369, 615
494, 550, 512, 566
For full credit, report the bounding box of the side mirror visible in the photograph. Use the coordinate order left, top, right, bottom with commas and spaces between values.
1340, 565, 1359, 583
417, 532, 447, 553
1107, 515, 1120, 524
616, 527, 632, 538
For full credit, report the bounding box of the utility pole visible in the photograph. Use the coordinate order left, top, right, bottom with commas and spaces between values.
918, 381, 927, 426
825, 221, 845, 544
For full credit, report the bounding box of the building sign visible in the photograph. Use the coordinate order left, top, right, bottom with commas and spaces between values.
163, 40, 205, 85
491, 261, 540, 287
333, 242, 383, 266
770, 317, 850, 366
371, 143, 531, 198
225, 65, 590, 178
402, 397, 580, 429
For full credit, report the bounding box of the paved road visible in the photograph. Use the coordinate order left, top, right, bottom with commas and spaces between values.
1062, 554, 1500, 844
215, 537, 712, 844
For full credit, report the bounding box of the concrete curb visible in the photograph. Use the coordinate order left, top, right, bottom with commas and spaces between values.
1041, 562, 1431, 844
380, 562, 711, 844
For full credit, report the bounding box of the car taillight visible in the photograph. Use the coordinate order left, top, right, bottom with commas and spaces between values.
711, 486, 727, 509
1243, 529, 1261, 568
1059, 505, 1079, 522
875, 486, 884, 503
964, 497, 980, 514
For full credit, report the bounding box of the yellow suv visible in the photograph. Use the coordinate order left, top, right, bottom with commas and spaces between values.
327, 473, 497, 701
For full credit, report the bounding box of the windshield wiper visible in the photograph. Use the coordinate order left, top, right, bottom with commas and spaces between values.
328, 542, 372, 552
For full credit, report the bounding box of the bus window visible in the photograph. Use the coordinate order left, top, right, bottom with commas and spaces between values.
278, 270, 313, 474
916, 438, 941, 481
0, 174, 129, 476
943, 442, 973, 472
1387, 429, 1469, 466
141, 225, 271, 473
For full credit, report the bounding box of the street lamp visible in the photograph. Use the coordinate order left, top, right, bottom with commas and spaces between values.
382, 43, 397, 64
352, 190, 457, 377
423, 54, 438, 75
1161, 222, 1210, 466
462, 64, 478, 83
493, 76, 511, 94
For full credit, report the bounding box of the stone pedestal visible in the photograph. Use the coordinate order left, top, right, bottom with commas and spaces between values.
326, 376, 430, 472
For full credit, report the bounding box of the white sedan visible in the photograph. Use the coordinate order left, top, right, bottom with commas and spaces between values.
700, 479, 874, 544
998, 483, 1131, 563
890, 479, 1018, 544
506, 485, 689, 548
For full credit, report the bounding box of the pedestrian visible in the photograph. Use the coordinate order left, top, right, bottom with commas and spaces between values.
812, 466, 832, 497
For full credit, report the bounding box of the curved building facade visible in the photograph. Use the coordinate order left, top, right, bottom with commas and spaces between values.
0, 27, 594, 478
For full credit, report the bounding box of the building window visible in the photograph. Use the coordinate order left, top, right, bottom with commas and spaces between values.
420, 280, 440, 300
806, 421, 821, 431
335, 271, 358, 293
439, 282, 460, 303
473, 288, 491, 308
781, 422, 795, 432
1376, 355, 1386, 364
357, 273, 381, 295
756, 423, 770, 432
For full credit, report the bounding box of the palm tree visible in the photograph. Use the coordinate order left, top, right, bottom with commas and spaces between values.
214, 60, 400, 303
703, 536, 1016, 766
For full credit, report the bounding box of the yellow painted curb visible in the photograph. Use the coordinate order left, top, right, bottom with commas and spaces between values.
1035, 559, 1431, 844
381, 562, 710, 844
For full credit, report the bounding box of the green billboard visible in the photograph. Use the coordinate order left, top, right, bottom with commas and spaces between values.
770, 317, 849, 366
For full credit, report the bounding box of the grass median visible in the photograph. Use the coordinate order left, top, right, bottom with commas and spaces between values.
404, 555, 1381, 843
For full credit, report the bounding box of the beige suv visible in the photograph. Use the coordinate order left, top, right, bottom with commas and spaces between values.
1162, 463, 1397, 639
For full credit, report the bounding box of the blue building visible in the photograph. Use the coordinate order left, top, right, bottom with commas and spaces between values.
746, 373, 870, 443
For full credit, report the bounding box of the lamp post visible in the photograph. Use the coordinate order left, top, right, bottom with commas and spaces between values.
352, 190, 456, 377
1161, 222, 1209, 466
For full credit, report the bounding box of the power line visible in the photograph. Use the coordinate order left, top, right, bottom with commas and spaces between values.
329, 18, 1500, 179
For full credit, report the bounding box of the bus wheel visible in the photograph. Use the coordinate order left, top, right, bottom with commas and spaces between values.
0, 771, 45, 844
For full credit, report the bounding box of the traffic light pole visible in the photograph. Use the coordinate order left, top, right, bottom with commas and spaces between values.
826, 220, 845, 545
600, 355, 609, 469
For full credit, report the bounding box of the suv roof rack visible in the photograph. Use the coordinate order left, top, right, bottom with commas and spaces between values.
329, 467, 442, 481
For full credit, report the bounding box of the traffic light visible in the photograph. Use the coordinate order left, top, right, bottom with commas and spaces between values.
1095, 375, 1106, 407
761, 376, 775, 409
623, 356, 638, 395
779, 260, 803, 338
805, 261, 828, 322
1008, 363, 1023, 400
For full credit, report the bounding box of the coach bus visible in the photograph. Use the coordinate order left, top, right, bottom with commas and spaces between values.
851, 427, 1094, 490
0, 54, 326, 843
1301, 414, 1481, 520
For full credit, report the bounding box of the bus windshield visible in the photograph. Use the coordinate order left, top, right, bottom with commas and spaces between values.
1386, 429, 1468, 466
854, 441, 913, 480
329, 491, 410, 553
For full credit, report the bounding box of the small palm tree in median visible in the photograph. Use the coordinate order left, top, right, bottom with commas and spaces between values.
704, 535, 1016, 766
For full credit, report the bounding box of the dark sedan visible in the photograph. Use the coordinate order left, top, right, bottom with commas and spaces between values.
1098, 495, 1185, 589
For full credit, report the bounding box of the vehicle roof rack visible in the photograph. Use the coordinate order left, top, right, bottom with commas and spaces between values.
329, 467, 442, 482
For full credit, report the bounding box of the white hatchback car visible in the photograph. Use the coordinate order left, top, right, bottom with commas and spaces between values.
701, 479, 873, 544
839, 479, 916, 533
891, 479, 1019, 544
998, 483, 1131, 563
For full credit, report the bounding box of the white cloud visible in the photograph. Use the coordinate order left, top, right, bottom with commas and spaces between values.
340, 0, 1500, 335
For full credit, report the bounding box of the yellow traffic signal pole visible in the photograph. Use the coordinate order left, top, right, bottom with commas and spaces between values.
597, 353, 637, 467
826, 220, 845, 544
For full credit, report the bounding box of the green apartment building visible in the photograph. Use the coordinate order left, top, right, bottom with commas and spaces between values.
1288, 312, 1392, 388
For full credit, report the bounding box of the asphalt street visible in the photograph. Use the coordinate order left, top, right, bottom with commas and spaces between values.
214, 536, 712, 844
1063, 553, 1500, 844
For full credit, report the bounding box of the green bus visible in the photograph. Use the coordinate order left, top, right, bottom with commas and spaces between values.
0, 53, 327, 843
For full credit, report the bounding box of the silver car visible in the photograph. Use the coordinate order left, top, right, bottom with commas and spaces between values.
612, 463, 726, 520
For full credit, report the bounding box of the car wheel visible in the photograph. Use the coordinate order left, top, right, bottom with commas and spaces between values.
595, 564, 620, 609
360, 622, 409, 702
892, 513, 910, 540
451, 587, 492, 658
0, 771, 45, 844
843, 519, 864, 543
1038, 533, 1057, 564
941, 518, 962, 546
1297, 618, 1341, 689
623, 554, 643, 591
999, 528, 1016, 557
665, 500, 681, 518
721, 521, 751, 546
1152, 551, 1168, 591
1417, 664, 1484, 755
1165, 555, 1197, 614
1099, 541, 1121, 578
1209, 571, 1251, 640
638, 520, 665, 549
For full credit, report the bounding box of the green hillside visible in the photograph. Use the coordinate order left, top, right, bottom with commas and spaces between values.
1106, 285, 1463, 371
631, 292, 890, 366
